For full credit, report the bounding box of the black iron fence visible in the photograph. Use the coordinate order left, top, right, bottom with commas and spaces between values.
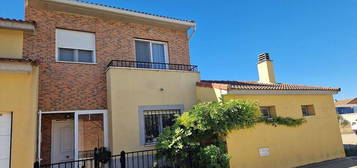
39, 158, 96, 168
107, 60, 198, 72
38, 148, 173, 168
110, 149, 173, 168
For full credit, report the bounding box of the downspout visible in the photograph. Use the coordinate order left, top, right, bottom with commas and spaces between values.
188, 25, 196, 41
36, 110, 42, 166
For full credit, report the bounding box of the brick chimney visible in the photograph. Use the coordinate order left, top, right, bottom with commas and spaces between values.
257, 53, 276, 83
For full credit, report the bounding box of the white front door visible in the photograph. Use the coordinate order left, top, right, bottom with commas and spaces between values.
52, 120, 74, 163
0, 112, 11, 168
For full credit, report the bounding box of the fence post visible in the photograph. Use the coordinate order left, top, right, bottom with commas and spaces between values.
120, 150, 126, 168
94, 147, 99, 168
33, 161, 40, 168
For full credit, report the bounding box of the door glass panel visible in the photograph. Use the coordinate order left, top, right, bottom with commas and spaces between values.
78, 114, 104, 159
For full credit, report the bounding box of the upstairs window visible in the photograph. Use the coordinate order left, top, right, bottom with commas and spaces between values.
260, 106, 276, 118
135, 39, 168, 69
56, 29, 96, 63
301, 105, 315, 117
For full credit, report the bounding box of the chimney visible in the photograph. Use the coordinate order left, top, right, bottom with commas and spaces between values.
257, 53, 276, 83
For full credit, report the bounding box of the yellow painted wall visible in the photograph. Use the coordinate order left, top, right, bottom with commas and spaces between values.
107, 68, 200, 154
0, 29, 24, 59
223, 94, 345, 168
0, 65, 38, 168
0, 67, 38, 168
196, 86, 223, 103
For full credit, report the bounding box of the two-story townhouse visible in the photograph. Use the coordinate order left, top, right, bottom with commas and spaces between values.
0, 18, 38, 168
24, 0, 199, 165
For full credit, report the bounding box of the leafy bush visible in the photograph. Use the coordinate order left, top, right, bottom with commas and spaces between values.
338, 114, 350, 127
156, 99, 305, 168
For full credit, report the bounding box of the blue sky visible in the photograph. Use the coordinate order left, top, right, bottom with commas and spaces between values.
1, 0, 356, 99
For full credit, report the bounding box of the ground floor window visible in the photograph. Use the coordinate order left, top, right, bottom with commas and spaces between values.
260, 106, 276, 118
139, 105, 184, 145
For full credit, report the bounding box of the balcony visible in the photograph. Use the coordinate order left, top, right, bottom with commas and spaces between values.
106, 59, 200, 153
107, 60, 198, 72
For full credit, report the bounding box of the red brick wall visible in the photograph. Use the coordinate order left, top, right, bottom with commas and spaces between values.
24, 6, 190, 111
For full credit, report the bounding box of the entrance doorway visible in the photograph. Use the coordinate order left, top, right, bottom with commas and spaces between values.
40, 110, 108, 164
51, 120, 74, 163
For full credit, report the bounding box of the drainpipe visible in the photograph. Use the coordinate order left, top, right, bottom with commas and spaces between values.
36, 110, 42, 166
188, 25, 196, 41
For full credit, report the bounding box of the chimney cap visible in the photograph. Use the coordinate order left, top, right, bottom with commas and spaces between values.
258, 53, 271, 63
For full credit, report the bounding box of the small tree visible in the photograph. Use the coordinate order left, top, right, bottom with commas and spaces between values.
338, 114, 350, 127
156, 99, 305, 168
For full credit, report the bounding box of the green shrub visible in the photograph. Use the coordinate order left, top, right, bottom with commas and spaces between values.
156, 99, 305, 168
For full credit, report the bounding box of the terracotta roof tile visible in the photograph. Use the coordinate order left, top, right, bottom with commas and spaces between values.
198, 80, 340, 91
335, 98, 357, 105
74, 0, 195, 23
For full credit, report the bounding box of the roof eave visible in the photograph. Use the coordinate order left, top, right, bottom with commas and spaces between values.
0, 20, 35, 33
41, 0, 196, 30
227, 89, 340, 95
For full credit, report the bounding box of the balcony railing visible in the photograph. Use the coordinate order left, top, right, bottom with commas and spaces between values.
107, 60, 198, 72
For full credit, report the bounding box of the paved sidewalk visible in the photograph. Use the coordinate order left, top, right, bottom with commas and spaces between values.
298, 157, 357, 168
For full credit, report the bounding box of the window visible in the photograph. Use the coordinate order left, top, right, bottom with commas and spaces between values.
260, 106, 276, 118
135, 39, 168, 69
301, 105, 315, 116
139, 105, 183, 145
56, 29, 96, 63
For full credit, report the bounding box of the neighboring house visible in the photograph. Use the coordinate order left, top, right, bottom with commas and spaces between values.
335, 98, 357, 130
0, 0, 344, 168
0, 18, 38, 168
336, 98, 357, 114
196, 53, 344, 168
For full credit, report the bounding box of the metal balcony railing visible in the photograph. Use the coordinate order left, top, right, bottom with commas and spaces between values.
107, 60, 198, 72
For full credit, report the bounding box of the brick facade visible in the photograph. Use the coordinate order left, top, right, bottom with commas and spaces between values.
24, 6, 190, 111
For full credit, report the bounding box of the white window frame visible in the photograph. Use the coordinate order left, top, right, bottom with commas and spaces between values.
138, 105, 184, 146
134, 39, 169, 64
55, 29, 97, 64
38, 110, 108, 162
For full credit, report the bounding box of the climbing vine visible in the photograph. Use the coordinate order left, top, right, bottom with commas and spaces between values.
156, 99, 305, 168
